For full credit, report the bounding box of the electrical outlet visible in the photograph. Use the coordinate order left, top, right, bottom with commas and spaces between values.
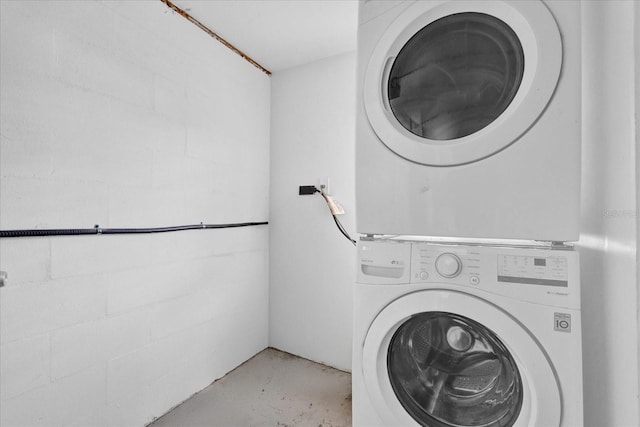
318, 177, 330, 194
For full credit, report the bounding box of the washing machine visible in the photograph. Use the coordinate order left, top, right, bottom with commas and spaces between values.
353, 238, 583, 426
355, 0, 581, 241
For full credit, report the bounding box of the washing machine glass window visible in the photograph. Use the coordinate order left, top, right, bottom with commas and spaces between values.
387, 312, 523, 427
388, 12, 525, 141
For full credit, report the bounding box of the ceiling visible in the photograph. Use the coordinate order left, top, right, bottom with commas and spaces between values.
172, 0, 358, 73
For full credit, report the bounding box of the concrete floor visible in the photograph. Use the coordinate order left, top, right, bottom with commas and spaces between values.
149, 348, 352, 427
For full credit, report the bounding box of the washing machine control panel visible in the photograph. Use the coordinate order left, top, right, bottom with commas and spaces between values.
406, 241, 579, 309
358, 240, 579, 308
411, 243, 482, 286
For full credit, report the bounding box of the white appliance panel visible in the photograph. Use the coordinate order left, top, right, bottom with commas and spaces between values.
352, 239, 583, 427
355, 0, 581, 241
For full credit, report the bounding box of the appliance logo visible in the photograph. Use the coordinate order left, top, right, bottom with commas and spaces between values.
547, 290, 569, 296
554, 312, 572, 333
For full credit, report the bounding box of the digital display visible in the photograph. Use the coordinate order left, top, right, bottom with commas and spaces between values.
497, 255, 568, 287
534, 258, 546, 267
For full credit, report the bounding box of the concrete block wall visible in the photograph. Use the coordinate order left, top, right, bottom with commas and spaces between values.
269, 53, 356, 372
0, 1, 270, 426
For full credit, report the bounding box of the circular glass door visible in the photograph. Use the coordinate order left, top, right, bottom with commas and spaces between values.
388, 13, 524, 141
361, 290, 562, 426
388, 312, 523, 427
363, 0, 562, 166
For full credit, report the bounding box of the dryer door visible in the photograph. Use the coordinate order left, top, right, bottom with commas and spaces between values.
362, 290, 561, 426
363, 0, 561, 166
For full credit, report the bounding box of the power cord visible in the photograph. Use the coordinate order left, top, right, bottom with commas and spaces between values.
315, 187, 356, 246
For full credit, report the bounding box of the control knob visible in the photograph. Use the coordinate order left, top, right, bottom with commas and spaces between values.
435, 253, 462, 278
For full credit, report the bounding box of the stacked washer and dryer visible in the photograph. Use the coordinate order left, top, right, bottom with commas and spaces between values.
353, 1, 583, 426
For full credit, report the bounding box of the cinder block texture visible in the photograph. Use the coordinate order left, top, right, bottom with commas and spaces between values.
0, 1, 270, 426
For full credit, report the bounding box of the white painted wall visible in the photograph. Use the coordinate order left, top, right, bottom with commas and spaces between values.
636, 4, 640, 422
0, 1, 270, 426
269, 53, 356, 372
578, 1, 639, 426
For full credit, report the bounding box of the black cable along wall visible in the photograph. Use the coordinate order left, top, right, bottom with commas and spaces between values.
0, 222, 268, 239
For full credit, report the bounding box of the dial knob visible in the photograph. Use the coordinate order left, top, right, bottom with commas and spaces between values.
435, 253, 462, 278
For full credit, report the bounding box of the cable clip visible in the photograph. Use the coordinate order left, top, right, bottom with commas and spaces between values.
94, 224, 103, 235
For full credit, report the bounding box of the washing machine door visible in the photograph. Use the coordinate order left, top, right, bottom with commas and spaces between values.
362, 290, 561, 426
363, 0, 561, 166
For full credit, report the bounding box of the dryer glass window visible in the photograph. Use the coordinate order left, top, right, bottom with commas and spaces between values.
388, 13, 525, 141
387, 312, 523, 427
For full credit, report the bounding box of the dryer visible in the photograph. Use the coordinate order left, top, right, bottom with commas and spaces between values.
353, 238, 583, 426
356, 0, 581, 241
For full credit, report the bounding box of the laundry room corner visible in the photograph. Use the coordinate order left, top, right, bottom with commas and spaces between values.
2, 0, 639, 426
269, 52, 356, 372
